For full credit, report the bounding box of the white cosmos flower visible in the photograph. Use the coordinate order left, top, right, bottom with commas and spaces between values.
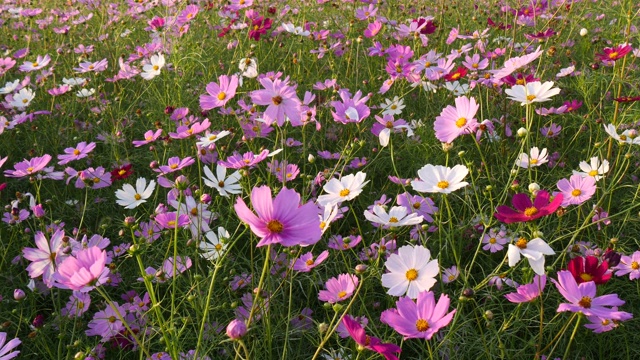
203, 164, 241, 197
411, 164, 469, 194
62, 77, 88, 87
76, 88, 95, 98
364, 205, 423, 227
0, 79, 20, 94
317, 171, 369, 207
444, 81, 471, 96
380, 96, 406, 116
572, 157, 609, 181
603, 123, 640, 145
141, 53, 165, 80
505, 81, 561, 106
8, 88, 35, 109
319, 204, 340, 234
281, 22, 310, 36
195, 130, 230, 148
199, 227, 229, 261
516, 147, 548, 168
381, 245, 439, 299
556, 65, 575, 78
507, 237, 555, 275
239, 58, 258, 78
115, 177, 156, 209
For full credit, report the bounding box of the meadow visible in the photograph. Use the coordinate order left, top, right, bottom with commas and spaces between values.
1, 0, 640, 359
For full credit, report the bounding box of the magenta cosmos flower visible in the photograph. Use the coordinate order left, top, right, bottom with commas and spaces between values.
200, 74, 239, 110
494, 190, 563, 224
556, 174, 596, 207
57, 141, 96, 165
54, 246, 109, 292
4, 154, 52, 178
250, 77, 302, 126
318, 273, 358, 303
505, 275, 546, 303
341, 315, 401, 360
234, 186, 321, 247
382, 290, 456, 340
433, 95, 479, 143
330, 89, 371, 124
551, 270, 631, 320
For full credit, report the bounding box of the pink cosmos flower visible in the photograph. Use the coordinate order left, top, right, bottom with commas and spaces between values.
250, 77, 302, 126
22, 229, 69, 287
19, 54, 51, 72
57, 141, 96, 165
234, 185, 322, 247
382, 290, 456, 340
552, 270, 632, 320
219, 150, 270, 169
505, 275, 546, 303
433, 95, 479, 143
0, 332, 21, 360
200, 74, 239, 110
85, 302, 127, 341
614, 251, 640, 280
318, 273, 358, 303
0, 57, 17, 75
584, 307, 633, 333
364, 21, 382, 38
494, 190, 563, 224
330, 89, 371, 124
490, 46, 542, 81
292, 250, 329, 272
155, 212, 191, 230
61, 291, 91, 318
482, 226, 509, 252
556, 174, 596, 207
132, 129, 163, 147
4, 154, 52, 178
396, 192, 437, 223
341, 315, 402, 360
75, 167, 112, 189
74, 59, 108, 73
54, 246, 109, 292
154, 156, 195, 174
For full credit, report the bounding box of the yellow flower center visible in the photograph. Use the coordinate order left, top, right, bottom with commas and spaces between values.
306, 259, 314, 266
134, 194, 142, 200
267, 220, 284, 233
413, 202, 421, 209
631, 261, 639, 270
571, 189, 582, 197
526, 95, 536, 102
73, 149, 81, 156
415, 319, 429, 332
167, 220, 176, 227
578, 296, 592, 308
489, 237, 497, 244
580, 273, 593, 282
609, 52, 618, 59
516, 237, 528, 249
472, 63, 478, 68
153, 65, 159, 71
191, 208, 198, 216
319, 221, 326, 229
217, 92, 226, 100
437, 180, 449, 189
405, 268, 418, 281
450, 73, 461, 80
170, 164, 178, 169
524, 207, 538, 217
386, 121, 394, 129
339, 189, 351, 197
588, 170, 598, 176
389, 217, 398, 223
530, 158, 538, 164
218, 180, 225, 187
27, 167, 34, 173
22, 98, 28, 104
108, 316, 117, 323
337, 291, 347, 298
456, 117, 467, 128
272, 96, 283, 105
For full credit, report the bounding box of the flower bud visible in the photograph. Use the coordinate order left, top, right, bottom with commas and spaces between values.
308, 154, 315, 163
517, 127, 528, 137
528, 183, 540, 195
318, 322, 329, 333
579, 28, 588, 36
226, 319, 247, 340
355, 264, 368, 274
14, 289, 25, 301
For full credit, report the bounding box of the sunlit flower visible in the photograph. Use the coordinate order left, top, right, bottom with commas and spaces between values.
411, 164, 469, 194
141, 53, 165, 80
515, 147, 548, 168
382, 291, 456, 340
364, 205, 423, 228
381, 245, 439, 299
505, 81, 560, 106
115, 178, 156, 209
505, 275, 546, 303
507, 237, 555, 275
203, 164, 242, 197
317, 172, 369, 207
318, 273, 358, 303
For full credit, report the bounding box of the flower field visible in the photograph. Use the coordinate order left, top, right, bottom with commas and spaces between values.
1, 0, 640, 359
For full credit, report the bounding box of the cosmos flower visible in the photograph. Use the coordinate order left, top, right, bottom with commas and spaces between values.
568, 256, 611, 285
317, 172, 369, 207
433, 95, 479, 143
200, 75, 239, 110
556, 174, 596, 207
57, 141, 96, 165
411, 164, 469, 194
292, 250, 329, 272
22, 229, 69, 287
203, 164, 242, 197
341, 315, 401, 360
54, 246, 110, 292
234, 186, 321, 247
364, 205, 423, 228
504, 275, 546, 303
505, 81, 560, 106
250, 77, 302, 126
318, 273, 358, 303
0, 332, 21, 360
382, 291, 456, 340
572, 157, 609, 181
495, 190, 562, 223
614, 251, 640, 280
515, 147, 548, 168
115, 178, 156, 209
507, 237, 555, 275
141, 53, 165, 80
381, 245, 439, 299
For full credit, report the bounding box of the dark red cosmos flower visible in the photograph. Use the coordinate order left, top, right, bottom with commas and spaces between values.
413, 17, 436, 35
614, 96, 640, 103
444, 66, 467, 81
524, 28, 556, 41
502, 73, 539, 86
567, 255, 611, 284
248, 16, 272, 41
596, 44, 632, 62
111, 164, 133, 181
494, 190, 563, 224
487, 17, 512, 30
